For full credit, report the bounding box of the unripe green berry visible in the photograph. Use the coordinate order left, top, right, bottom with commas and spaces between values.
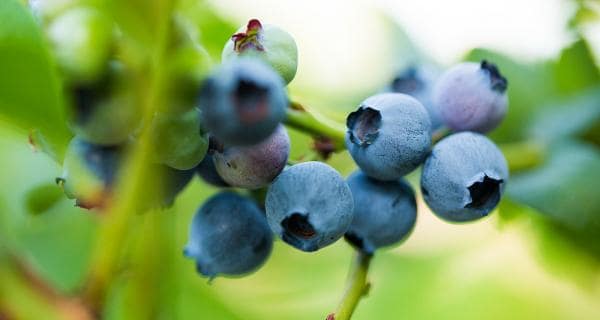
150, 109, 208, 170
222, 19, 298, 85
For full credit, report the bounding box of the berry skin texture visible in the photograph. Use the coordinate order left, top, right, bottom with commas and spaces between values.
47, 7, 113, 83
345, 93, 432, 181
196, 154, 230, 187
420, 132, 509, 222
199, 58, 288, 146
184, 192, 273, 278
150, 109, 208, 170
59, 137, 123, 209
433, 60, 508, 133
213, 125, 290, 189
265, 161, 354, 252
388, 65, 443, 130
345, 170, 417, 254
222, 19, 298, 84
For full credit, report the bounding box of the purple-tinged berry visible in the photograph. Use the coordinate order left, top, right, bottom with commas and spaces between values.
213, 125, 290, 189
433, 60, 508, 133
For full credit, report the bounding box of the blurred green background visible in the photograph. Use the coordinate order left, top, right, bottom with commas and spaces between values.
1, 0, 600, 319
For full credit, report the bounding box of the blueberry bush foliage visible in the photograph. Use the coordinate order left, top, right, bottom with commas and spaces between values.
0, 0, 599, 319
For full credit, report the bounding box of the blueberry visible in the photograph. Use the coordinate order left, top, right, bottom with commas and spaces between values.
345, 93, 432, 181
345, 170, 417, 254
184, 192, 273, 278
68, 62, 142, 145
433, 60, 508, 133
213, 125, 290, 189
150, 109, 208, 170
199, 58, 288, 146
420, 132, 509, 222
196, 154, 229, 188
58, 137, 124, 209
47, 7, 114, 83
222, 19, 298, 84
265, 161, 353, 252
387, 65, 443, 130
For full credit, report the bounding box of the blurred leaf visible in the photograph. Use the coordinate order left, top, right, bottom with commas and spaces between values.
24, 183, 64, 215
507, 140, 600, 234
529, 87, 600, 142
0, 0, 71, 160
553, 39, 600, 94
177, 0, 236, 61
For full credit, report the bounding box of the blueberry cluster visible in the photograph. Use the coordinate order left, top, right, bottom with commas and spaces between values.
183, 20, 510, 279
41, 7, 510, 281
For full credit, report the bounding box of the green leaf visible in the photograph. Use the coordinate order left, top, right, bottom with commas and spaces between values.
552, 39, 600, 94
24, 182, 64, 215
0, 0, 70, 160
528, 87, 600, 142
507, 140, 600, 233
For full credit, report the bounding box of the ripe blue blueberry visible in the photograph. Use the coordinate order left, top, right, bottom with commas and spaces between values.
265, 161, 354, 252
196, 154, 229, 187
184, 192, 273, 278
213, 125, 290, 189
388, 65, 443, 130
199, 58, 288, 146
345, 170, 417, 254
345, 93, 432, 181
58, 137, 123, 209
433, 60, 508, 133
222, 19, 298, 84
420, 132, 509, 222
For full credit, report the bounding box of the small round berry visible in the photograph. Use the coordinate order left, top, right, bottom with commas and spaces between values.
420, 132, 509, 222
199, 58, 288, 146
196, 154, 229, 188
345, 170, 417, 254
213, 125, 290, 189
222, 19, 298, 84
47, 6, 114, 83
345, 93, 431, 181
58, 137, 123, 209
150, 109, 208, 170
184, 192, 273, 278
388, 65, 442, 130
265, 162, 354, 252
433, 60, 508, 133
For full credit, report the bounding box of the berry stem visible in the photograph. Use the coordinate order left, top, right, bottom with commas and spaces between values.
285, 102, 346, 151
328, 251, 372, 320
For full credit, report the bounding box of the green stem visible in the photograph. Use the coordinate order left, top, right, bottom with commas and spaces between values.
327, 251, 372, 320
285, 105, 346, 150
82, 0, 175, 313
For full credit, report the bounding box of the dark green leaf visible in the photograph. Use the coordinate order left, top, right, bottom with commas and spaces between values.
507, 140, 600, 232
0, 0, 70, 160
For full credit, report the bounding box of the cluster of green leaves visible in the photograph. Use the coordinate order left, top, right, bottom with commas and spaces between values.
0, 0, 599, 319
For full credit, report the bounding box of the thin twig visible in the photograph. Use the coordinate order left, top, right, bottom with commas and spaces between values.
327, 251, 372, 320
